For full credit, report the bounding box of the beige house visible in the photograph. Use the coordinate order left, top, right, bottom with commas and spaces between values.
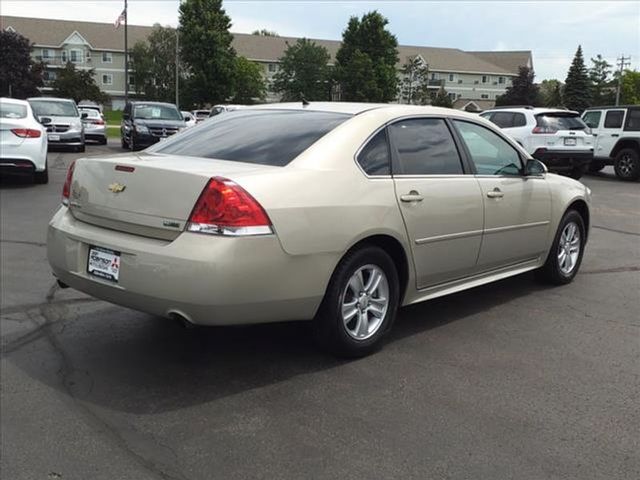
1, 15, 532, 110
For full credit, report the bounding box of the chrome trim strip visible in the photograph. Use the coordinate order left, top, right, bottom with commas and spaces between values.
484, 220, 550, 235
415, 229, 483, 245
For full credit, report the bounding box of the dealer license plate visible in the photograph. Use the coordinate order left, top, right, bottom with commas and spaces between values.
564, 138, 577, 146
48, 134, 60, 141
87, 246, 121, 282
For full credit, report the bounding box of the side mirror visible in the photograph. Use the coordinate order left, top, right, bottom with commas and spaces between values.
81, 112, 88, 119
39, 117, 52, 125
525, 159, 547, 176
183, 114, 189, 121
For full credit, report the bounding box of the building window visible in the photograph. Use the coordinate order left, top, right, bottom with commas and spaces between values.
481, 75, 488, 84
61, 50, 68, 63
448, 92, 457, 100
41, 49, 51, 60
43, 70, 57, 82
102, 52, 112, 63
268, 63, 278, 73
448, 73, 455, 82
102, 74, 113, 86
128, 75, 135, 87
431, 72, 438, 80
481, 94, 489, 99
498, 76, 505, 84
69, 49, 83, 64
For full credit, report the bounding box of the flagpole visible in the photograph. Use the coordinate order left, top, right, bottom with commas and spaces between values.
124, 0, 129, 104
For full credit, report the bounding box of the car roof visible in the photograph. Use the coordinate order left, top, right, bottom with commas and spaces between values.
0, 97, 29, 105
130, 101, 176, 107
28, 97, 75, 103
584, 105, 638, 110
482, 106, 579, 115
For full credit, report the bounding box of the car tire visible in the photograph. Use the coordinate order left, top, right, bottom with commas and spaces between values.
568, 164, 588, 180
536, 210, 586, 285
613, 148, 640, 181
313, 245, 400, 357
100, 137, 108, 145
121, 136, 128, 149
588, 161, 605, 173
34, 161, 49, 184
76, 144, 85, 153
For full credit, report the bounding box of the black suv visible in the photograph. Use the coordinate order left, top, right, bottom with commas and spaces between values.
121, 101, 186, 151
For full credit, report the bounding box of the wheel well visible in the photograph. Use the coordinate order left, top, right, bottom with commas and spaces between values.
612, 139, 640, 158
347, 235, 410, 301
568, 200, 590, 239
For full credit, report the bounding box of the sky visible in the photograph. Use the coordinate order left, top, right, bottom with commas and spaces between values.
2, 0, 639, 80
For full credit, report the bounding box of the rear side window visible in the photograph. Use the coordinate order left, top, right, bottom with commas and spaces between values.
604, 110, 624, 128
535, 113, 588, 131
152, 110, 351, 166
513, 113, 527, 127
357, 129, 390, 175
582, 111, 602, 129
389, 118, 463, 175
491, 112, 516, 128
624, 109, 640, 131
0, 102, 27, 119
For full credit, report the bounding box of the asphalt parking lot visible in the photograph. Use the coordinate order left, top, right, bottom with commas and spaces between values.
1, 140, 639, 480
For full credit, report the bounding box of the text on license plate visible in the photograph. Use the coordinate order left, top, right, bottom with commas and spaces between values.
564, 138, 577, 146
48, 134, 60, 141
87, 246, 120, 282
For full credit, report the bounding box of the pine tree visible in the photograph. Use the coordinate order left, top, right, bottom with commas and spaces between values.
563, 45, 591, 112
430, 87, 453, 108
494, 66, 540, 106
589, 54, 614, 106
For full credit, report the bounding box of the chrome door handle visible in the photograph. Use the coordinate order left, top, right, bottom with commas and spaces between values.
486, 188, 504, 198
400, 191, 424, 202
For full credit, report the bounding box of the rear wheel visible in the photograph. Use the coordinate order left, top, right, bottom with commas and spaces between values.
537, 210, 585, 285
34, 161, 48, 184
314, 246, 399, 357
100, 137, 108, 145
76, 144, 85, 153
614, 148, 640, 181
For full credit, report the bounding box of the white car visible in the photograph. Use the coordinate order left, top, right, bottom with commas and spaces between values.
480, 107, 594, 179
181, 111, 197, 128
0, 97, 48, 183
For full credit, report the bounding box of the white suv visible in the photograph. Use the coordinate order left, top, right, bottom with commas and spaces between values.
581, 106, 640, 181
480, 107, 594, 179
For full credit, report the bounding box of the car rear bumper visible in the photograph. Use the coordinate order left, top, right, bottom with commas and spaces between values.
532, 148, 593, 171
47, 131, 84, 147
47, 207, 330, 326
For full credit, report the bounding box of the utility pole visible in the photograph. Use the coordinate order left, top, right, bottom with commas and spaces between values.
175, 27, 179, 108
615, 54, 631, 106
124, 0, 129, 104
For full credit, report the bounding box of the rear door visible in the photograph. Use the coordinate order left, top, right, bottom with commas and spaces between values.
595, 110, 626, 158
389, 117, 484, 289
452, 120, 551, 271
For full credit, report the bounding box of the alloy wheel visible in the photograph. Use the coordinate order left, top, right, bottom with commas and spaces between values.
341, 265, 389, 340
558, 222, 581, 275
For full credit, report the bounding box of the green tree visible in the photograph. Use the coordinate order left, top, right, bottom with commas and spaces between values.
231, 56, 266, 104
399, 56, 430, 105
179, 0, 236, 105
334, 11, 399, 102
495, 66, 541, 106
129, 25, 179, 103
589, 54, 614, 106
272, 38, 332, 101
0, 30, 44, 98
539, 79, 563, 107
430, 86, 453, 108
563, 45, 591, 112
52, 62, 109, 104
620, 69, 640, 104
252, 29, 279, 37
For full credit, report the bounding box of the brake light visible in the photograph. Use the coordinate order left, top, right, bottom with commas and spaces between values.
62, 160, 76, 206
11, 128, 41, 138
92, 119, 105, 125
532, 126, 558, 134
187, 177, 272, 236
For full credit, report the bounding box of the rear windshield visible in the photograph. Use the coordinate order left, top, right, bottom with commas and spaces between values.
133, 104, 182, 121
80, 109, 101, 118
151, 109, 351, 166
29, 100, 78, 117
0, 102, 27, 119
535, 113, 587, 131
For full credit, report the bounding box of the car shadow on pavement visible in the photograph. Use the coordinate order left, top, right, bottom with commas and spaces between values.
0, 174, 37, 188
4, 271, 553, 415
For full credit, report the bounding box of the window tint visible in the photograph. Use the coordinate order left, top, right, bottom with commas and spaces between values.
513, 113, 527, 127
134, 104, 182, 121
625, 109, 640, 131
535, 113, 588, 131
454, 120, 522, 176
152, 110, 350, 167
357, 129, 390, 175
29, 100, 78, 117
389, 118, 463, 175
582, 111, 601, 129
0, 102, 27, 119
491, 112, 515, 128
604, 110, 624, 128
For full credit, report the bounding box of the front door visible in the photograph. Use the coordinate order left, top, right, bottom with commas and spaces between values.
452, 120, 552, 271
389, 118, 484, 289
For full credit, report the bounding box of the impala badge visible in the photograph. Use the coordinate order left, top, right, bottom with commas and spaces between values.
108, 182, 126, 193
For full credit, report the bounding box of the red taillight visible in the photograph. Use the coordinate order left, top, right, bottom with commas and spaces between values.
62, 160, 76, 206
532, 126, 558, 134
92, 119, 105, 125
11, 128, 41, 138
187, 177, 272, 236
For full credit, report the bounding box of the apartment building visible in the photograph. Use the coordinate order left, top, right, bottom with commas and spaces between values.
1, 15, 533, 110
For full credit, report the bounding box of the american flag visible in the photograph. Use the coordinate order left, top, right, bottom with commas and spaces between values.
114, 9, 125, 29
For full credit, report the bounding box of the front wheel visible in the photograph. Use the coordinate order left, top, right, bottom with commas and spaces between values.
314, 246, 400, 357
34, 161, 48, 184
537, 210, 586, 285
568, 164, 588, 180
614, 148, 640, 181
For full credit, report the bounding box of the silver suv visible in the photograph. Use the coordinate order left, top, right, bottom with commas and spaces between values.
582, 106, 640, 181
28, 97, 86, 152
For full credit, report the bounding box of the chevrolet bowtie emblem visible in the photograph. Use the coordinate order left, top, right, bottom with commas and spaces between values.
108, 183, 126, 193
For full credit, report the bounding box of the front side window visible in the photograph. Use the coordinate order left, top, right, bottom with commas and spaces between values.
357, 129, 390, 176
604, 110, 624, 129
582, 111, 602, 129
454, 120, 522, 176
389, 118, 464, 175
151, 110, 351, 167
